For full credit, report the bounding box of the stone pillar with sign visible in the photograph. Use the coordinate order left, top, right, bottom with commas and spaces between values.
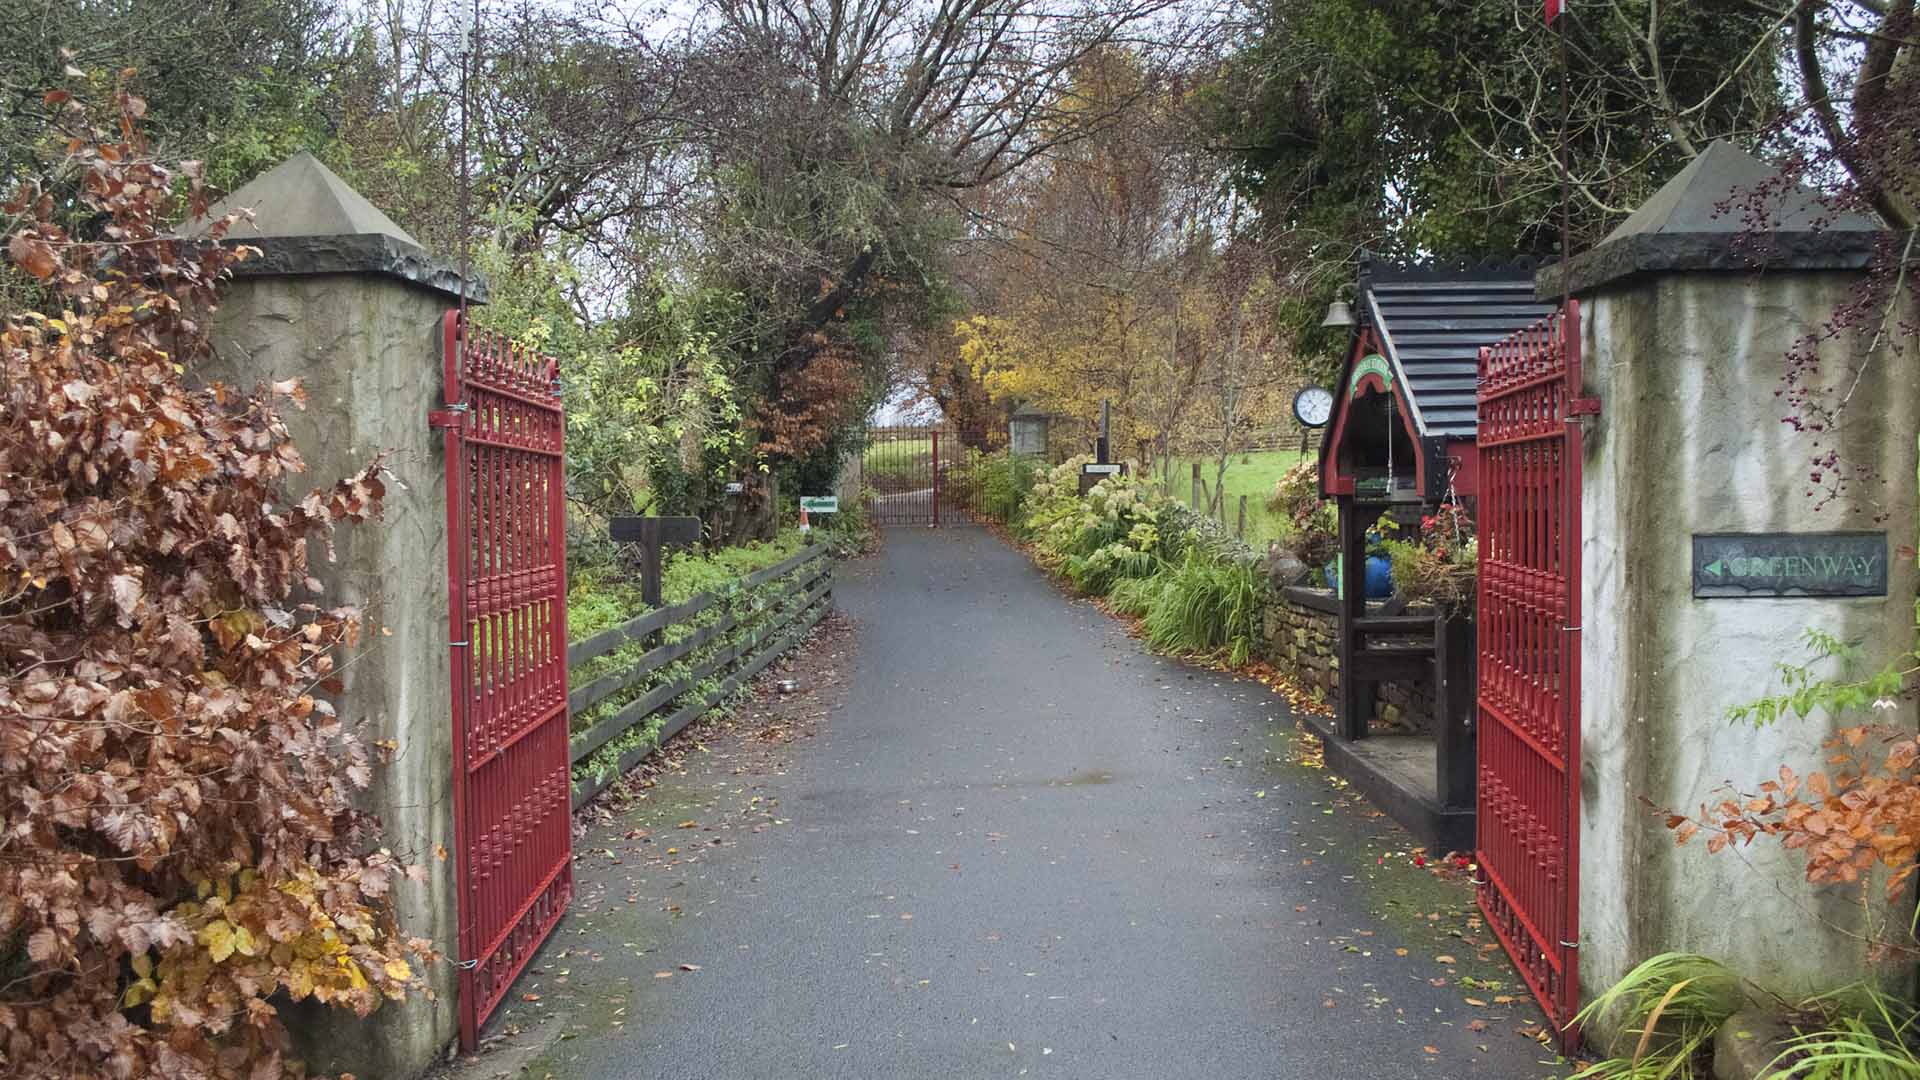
1546, 142, 1920, 1023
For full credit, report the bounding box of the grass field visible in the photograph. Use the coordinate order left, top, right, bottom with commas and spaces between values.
863, 436, 934, 491
1153, 448, 1308, 545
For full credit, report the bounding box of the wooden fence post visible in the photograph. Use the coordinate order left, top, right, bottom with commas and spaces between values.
1190, 462, 1201, 508
1237, 494, 1247, 538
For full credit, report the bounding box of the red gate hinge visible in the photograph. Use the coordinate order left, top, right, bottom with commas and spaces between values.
1566, 397, 1601, 419
429, 401, 470, 430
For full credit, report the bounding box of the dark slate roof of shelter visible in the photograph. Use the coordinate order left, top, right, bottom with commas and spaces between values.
1361, 257, 1558, 439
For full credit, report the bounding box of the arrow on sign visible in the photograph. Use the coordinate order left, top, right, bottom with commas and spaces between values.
1703, 559, 1726, 578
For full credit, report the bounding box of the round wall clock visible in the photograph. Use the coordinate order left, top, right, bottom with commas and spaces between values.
1292, 385, 1335, 428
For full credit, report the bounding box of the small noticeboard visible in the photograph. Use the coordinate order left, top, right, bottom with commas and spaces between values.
799, 496, 839, 514
1077, 462, 1127, 493
1692, 532, 1888, 599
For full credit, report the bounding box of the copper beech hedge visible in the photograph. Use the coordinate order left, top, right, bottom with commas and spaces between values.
0, 85, 429, 1078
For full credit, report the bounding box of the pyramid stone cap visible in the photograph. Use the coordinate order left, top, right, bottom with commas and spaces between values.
1540, 140, 1884, 299
182, 152, 485, 302
184, 152, 420, 244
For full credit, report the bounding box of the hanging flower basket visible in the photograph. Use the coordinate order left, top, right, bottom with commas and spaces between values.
1377, 503, 1477, 617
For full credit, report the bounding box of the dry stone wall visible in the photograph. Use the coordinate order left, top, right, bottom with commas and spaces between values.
1258, 586, 1431, 732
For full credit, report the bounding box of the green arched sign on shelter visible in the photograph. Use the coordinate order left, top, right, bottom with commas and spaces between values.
1348, 353, 1392, 396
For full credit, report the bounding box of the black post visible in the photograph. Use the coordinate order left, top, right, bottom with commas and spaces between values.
1434, 613, 1477, 810
1097, 399, 1111, 465
610, 516, 703, 608
1336, 496, 1373, 742
646, 519, 669, 607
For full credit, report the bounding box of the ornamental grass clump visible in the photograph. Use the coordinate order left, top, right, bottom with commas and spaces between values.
1137, 548, 1261, 666
1571, 953, 1747, 1079
1574, 956, 1920, 1079
0, 83, 427, 1078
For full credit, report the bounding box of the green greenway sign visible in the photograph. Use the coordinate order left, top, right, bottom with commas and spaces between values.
799, 495, 839, 514
1692, 532, 1888, 599
1349, 353, 1392, 397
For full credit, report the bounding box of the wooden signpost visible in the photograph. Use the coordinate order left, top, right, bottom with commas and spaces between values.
610, 515, 703, 607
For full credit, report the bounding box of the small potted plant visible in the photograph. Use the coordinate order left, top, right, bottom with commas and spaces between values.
1317, 520, 1393, 598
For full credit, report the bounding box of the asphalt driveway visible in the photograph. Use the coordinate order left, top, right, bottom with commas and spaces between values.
453, 527, 1565, 1079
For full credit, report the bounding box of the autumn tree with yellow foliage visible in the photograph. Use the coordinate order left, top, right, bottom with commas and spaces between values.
948, 48, 1295, 476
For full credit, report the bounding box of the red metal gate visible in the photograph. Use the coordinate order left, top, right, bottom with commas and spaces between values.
1474, 301, 1590, 1040
436, 312, 573, 1050
862, 425, 1002, 526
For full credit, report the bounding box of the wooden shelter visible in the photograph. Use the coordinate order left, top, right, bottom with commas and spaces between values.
1314, 255, 1555, 848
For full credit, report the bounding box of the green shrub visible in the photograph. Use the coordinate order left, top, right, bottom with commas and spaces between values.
976, 450, 1039, 523
1266, 459, 1338, 567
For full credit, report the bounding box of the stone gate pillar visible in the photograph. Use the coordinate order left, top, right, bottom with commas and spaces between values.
188, 153, 485, 1078
1544, 141, 1919, 1032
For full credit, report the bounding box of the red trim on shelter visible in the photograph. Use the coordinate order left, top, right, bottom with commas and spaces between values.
1320, 326, 1427, 498
1447, 439, 1480, 499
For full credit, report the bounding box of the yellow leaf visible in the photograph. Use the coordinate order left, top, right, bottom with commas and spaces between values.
233, 925, 259, 957
383, 958, 413, 982
132, 953, 152, 978
121, 976, 157, 1007
200, 919, 237, 963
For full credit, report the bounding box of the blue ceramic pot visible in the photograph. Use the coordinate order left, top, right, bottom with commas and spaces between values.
1323, 555, 1395, 599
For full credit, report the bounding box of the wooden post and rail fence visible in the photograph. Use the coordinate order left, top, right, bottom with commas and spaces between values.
564, 542, 835, 809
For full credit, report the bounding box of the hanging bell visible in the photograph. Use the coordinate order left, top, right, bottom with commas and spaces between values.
1320, 300, 1355, 329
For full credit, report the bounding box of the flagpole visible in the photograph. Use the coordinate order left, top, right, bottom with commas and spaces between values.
1553, 0, 1572, 311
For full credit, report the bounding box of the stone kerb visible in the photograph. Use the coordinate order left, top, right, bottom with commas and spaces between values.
190, 152, 485, 1079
